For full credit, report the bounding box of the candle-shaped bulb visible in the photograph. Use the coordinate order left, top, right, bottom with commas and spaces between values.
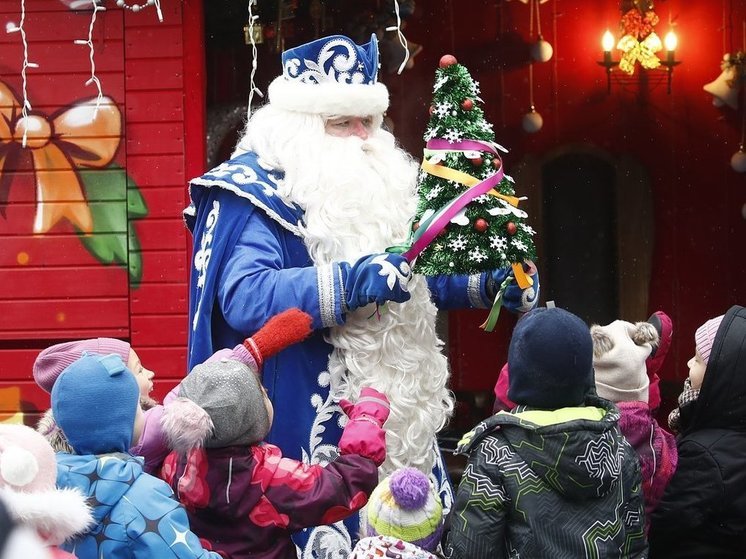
664, 31, 677, 52
602, 30, 614, 65
602, 30, 615, 52
664, 31, 677, 64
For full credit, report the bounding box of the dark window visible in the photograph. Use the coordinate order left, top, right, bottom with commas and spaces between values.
542, 153, 618, 325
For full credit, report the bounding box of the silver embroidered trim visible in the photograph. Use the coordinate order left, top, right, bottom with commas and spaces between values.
337, 264, 348, 315
467, 273, 486, 308
317, 263, 337, 327
190, 176, 302, 237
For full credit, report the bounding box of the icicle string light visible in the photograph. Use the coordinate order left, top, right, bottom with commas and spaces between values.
246, 0, 263, 119
6, 0, 38, 147
385, 0, 410, 75
74, 0, 106, 120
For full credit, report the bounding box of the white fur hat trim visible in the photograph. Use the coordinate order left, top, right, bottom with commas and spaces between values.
268, 76, 389, 117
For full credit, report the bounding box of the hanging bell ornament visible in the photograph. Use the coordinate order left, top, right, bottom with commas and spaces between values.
530, 37, 553, 63
521, 107, 543, 133
731, 147, 746, 173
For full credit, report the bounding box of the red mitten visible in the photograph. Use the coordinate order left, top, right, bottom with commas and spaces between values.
243, 308, 313, 369
338, 387, 390, 466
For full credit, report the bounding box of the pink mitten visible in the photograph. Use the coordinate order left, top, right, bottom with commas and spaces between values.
338, 387, 390, 466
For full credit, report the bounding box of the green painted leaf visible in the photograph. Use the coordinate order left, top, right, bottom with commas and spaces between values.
76, 164, 148, 286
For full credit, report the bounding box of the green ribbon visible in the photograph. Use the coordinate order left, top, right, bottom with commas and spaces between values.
481, 276, 513, 332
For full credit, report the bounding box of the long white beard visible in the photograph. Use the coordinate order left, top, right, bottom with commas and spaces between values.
247, 115, 454, 474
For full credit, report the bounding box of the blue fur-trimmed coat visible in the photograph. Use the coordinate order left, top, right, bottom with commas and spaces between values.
184, 151, 499, 554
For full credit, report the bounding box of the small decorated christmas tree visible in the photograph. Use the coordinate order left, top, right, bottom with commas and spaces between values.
404, 54, 536, 286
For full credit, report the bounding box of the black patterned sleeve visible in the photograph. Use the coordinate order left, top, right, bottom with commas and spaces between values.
445, 440, 507, 559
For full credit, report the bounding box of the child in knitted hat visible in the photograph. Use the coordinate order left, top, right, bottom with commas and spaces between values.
33, 338, 165, 473
0, 424, 92, 558
350, 467, 443, 558
159, 308, 391, 559
447, 307, 647, 558
51, 353, 224, 559
493, 310, 675, 415
649, 306, 746, 558
591, 319, 677, 531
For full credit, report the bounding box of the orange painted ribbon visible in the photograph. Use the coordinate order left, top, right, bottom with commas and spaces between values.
0, 81, 121, 234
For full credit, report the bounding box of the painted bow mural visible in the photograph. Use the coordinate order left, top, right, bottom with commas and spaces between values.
0, 80, 147, 284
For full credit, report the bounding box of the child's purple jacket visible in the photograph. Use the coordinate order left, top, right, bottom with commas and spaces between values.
616, 400, 678, 529
161, 443, 378, 559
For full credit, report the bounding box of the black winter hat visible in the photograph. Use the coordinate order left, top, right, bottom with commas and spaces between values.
507, 307, 594, 409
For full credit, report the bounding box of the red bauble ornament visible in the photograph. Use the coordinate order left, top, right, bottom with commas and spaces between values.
474, 218, 489, 233
492, 158, 501, 169
439, 54, 458, 68
470, 156, 483, 166
412, 221, 420, 232
461, 98, 474, 111
428, 105, 435, 116
506, 222, 517, 235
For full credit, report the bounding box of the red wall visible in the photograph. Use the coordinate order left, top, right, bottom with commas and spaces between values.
0, 0, 203, 424
383, 0, 746, 409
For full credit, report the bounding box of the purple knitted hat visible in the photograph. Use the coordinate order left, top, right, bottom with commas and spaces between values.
695, 315, 724, 364
365, 467, 443, 552
33, 338, 131, 393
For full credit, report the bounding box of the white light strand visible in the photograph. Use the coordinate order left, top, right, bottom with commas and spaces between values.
246, 0, 263, 119
6, 0, 38, 147
385, 0, 410, 75
116, 0, 163, 22
528, 0, 535, 108
74, 0, 106, 120
533, 0, 543, 38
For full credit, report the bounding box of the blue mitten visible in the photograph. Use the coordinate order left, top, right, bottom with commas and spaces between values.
487, 262, 540, 313
340, 253, 412, 312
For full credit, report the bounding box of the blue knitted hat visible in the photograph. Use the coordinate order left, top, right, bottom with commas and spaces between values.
51, 354, 139, 455
267, 34, 389, 117
508, 307, 594, 409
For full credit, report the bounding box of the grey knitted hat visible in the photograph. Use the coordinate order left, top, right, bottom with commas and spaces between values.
164, 360, 270, 451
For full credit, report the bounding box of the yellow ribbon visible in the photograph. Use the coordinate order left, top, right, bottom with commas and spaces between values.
0, 81, 122, 234
421, 159, 521, 207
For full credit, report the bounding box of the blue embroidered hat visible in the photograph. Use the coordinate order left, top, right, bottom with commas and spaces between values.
268, 34, 389, 117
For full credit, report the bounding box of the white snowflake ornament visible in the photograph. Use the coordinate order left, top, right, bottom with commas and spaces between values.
490, 235, 508, 251
433, 75, 448, 92
469, 248, 488, 262
449, 235, 468, 251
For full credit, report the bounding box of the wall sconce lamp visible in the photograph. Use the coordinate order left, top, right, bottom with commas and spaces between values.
597, 29, 681, 94
660, 30, 682, 93
598, 30, 619, 93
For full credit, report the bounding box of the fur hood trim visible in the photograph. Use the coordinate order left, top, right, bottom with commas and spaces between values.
268, 76, 389, 117
161, 397, 214, 454
0, 486, 92, 545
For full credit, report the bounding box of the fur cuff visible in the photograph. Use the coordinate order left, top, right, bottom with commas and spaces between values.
161, 397, 214, 454
268, 76, 389, 116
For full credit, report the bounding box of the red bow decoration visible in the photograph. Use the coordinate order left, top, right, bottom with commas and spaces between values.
0, 80, 121, 234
